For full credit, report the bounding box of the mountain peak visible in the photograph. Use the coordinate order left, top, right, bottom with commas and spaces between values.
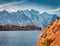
2, 10, 8, 12
0, 10, 8, 14
0, 9, 57, 28
36, 17, 60, 46
41, 12, 50, 15
31, 9, 39, 13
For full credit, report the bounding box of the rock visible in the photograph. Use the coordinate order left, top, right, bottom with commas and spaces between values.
36, 17, 60, 46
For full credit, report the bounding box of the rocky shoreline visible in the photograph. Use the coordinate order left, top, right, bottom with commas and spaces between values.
0, 24, 41, 31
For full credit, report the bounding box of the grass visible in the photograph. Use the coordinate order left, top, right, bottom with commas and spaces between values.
42, 38, 51, 46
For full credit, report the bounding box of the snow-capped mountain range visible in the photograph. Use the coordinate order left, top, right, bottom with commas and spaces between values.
0, 9, 58, 28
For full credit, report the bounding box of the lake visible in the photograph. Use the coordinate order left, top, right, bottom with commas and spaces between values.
0, 30, 42, 46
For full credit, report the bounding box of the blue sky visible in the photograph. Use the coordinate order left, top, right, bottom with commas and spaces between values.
0, 0, 60, 9
0, 0, 60, 15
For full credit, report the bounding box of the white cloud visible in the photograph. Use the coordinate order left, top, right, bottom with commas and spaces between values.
0, 0, 60, 16
0, 0, 27, 7
46, 8, 60, 13
45, 7, 60, 16
0, 0, 45, 13
38, 7, 60, 16
0, 0, 27, 12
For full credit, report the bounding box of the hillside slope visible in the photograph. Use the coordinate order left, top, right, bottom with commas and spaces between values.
36, 17, 60, 46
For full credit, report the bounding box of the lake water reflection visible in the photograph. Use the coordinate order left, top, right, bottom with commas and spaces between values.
0, 30, 42, 46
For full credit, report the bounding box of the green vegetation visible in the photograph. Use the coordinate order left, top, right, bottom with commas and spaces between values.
42, 38, 51, 46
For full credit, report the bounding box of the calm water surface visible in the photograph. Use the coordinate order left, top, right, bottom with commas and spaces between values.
0, 30, 42, 46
